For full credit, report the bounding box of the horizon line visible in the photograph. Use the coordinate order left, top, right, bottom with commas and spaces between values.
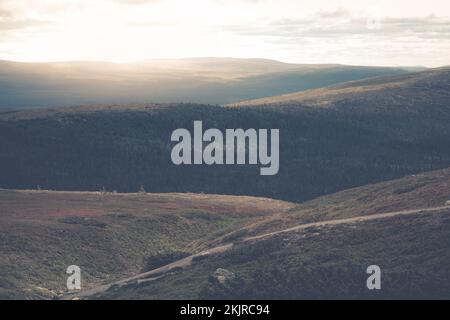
0, 56, 437, 69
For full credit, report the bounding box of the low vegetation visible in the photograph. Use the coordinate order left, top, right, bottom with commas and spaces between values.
0, 189, 293, 299
91, 168, 450, 299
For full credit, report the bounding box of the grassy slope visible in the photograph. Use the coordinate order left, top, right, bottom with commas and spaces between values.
232, 66, 450, 108
0, 189, 293, 299
92, 168, 450, 299
225, 167, 450, 240
99, 209, 450, 299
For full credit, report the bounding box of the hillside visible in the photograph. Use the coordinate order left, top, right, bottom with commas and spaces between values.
2, 68, 450, 202
0, 189, 293, 299
92, 207, 450, 299
232, 66, 450, 110
201, 166, 450, 246
2, 167, 448, 300
83, 167, 450, 300
0, 58, 409, 109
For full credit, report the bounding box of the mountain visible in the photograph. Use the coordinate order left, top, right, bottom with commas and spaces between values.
0, 58, 410, 109
66, 167, 450, 299
1, 68, 450, 202
0, 189, 293, 299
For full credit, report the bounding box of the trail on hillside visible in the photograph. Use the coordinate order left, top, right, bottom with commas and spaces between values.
64, 205, 450, 299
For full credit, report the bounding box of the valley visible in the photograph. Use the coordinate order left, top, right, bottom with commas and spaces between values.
0, 63, 449, 300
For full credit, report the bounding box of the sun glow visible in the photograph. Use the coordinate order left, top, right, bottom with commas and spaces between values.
1, 0, 450, 66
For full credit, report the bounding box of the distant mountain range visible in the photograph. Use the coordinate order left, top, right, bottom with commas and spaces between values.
0, 58, 413, 109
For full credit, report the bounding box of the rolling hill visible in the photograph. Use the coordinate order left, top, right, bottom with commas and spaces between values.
0, 58, 409, 109
232, 66, 450, 110
1, 68, 450, 202
2, 167, 448, 300
68, 167, 450, 300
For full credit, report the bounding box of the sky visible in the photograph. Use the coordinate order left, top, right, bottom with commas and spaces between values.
1, 0, 450, 67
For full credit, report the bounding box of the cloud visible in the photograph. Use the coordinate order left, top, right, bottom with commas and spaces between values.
0, 10, 51, 31
213, 10, 450, 67
0, 1, 53, 32
220, 11, 450, 41
0, 0, 449, 66
0, 13, 51, 32
111, 0, 162, 5
0, 9, 12, 19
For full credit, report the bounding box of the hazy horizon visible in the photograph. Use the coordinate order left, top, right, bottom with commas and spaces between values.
0, 56, 444, 70
1, 0, 450, 67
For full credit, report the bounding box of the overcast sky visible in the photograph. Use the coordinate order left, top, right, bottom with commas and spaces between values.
1, 0, 450, 66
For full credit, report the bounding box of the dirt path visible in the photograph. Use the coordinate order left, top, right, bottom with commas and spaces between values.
246, 205, 450, 241
64, 205, 450, 299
